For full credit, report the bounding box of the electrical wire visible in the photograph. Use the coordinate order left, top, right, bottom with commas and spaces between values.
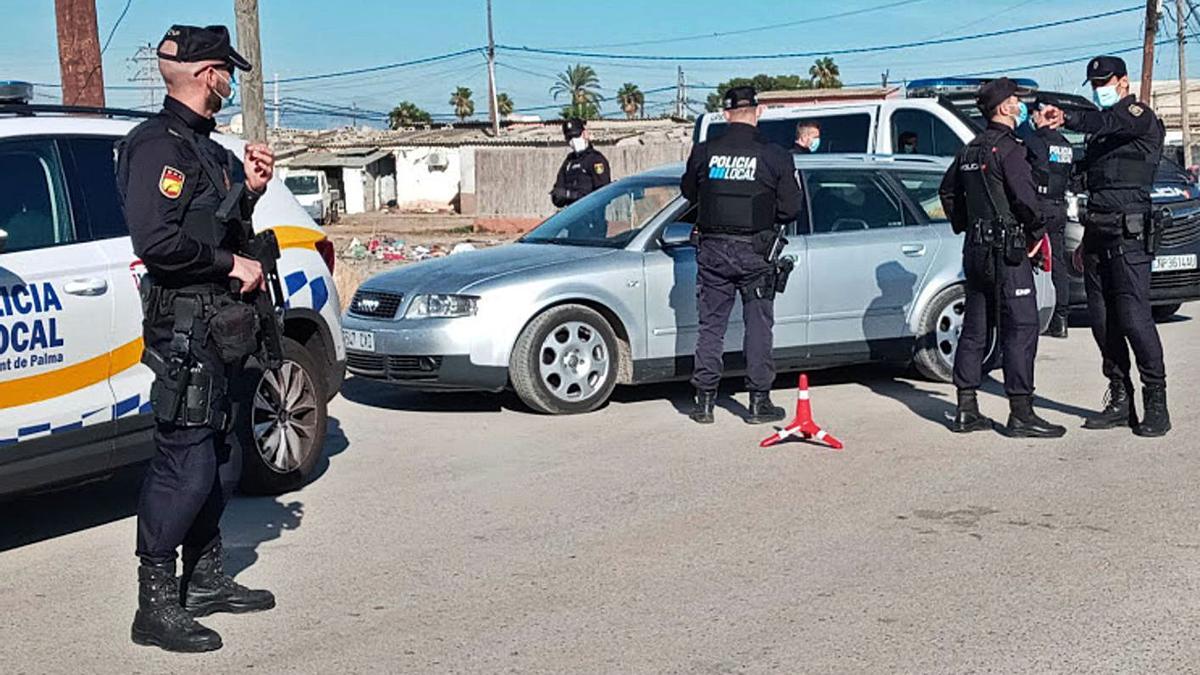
498, 5, 1142, 62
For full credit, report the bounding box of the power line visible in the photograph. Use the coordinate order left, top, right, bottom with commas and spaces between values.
497, 5, 1142, 62
544, 0, 930, 50
273, 47, 484, 84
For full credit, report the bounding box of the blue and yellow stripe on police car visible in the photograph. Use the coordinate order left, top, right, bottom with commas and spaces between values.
0, 337, 143, 409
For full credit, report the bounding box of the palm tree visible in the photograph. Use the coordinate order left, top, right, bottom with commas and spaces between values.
809, 57, 842, 89
449, 86, 475, 121
616, 83, 644, 120
550, 63, 602, 109
496, 92, 514, 117
388, 101, 432, 129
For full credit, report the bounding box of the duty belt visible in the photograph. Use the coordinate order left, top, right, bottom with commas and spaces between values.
700, 232, 756, 243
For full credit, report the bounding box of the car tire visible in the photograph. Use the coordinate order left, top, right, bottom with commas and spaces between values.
913, 284, 999, 383
232, 336, 328, 495
1152, 303, 1181, 322
510, 304, 619, 415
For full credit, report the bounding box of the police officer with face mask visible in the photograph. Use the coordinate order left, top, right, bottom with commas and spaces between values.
117, 25, 276, 653
551, 118, 611, 207
681, 86, 803, 424
1042, 56, 1170, 437
939, 77, 1066, 438
1019, 99, 1074, 338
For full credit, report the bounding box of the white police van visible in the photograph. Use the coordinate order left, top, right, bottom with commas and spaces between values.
0, 82, 345, 497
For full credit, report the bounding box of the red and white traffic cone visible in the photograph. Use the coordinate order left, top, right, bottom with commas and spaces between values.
759, 373, 844, 450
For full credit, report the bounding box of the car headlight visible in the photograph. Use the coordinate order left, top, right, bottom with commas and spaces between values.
405, 294, 478, 319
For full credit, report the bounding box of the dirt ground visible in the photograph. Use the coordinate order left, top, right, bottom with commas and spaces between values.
326, 212, 520, 310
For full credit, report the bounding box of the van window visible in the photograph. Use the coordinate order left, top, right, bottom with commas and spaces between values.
890, 109, 963, 157
0, 139, 74, 252
707, 113, 871, 153
65, 136, 127, 240
806, 170, 904, 233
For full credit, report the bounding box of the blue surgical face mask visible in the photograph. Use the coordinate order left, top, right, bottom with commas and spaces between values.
213, 69, 237, 107
1093, 85, 1120, 109
1014, 101, 1029, 127
808, 137, 821, 152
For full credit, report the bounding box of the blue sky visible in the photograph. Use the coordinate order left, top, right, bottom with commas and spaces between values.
4, 0, 1198, 128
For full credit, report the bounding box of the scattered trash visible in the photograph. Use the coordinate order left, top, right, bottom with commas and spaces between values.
450, 242, 476, 255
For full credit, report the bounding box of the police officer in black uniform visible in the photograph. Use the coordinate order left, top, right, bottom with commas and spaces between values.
1020, 99, 1074, 338
681, 86, 803, 424
1042, 56, 1171, 437
939, 78, 1066, 438
118, 25, 276, 653
550, 118, 611, 207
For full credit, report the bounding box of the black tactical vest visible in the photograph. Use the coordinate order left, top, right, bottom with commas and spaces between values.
1086, 120, 1163, 193
695, 135, 778, 236
1032, 140, 1072, 202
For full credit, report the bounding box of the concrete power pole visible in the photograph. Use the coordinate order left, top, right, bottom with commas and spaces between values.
675, 67, 685, 118
486, 0, 500, 136
1178, 0, 1192, 165
1141, 0, 1161, 103
55, 0, 105, 107
234, 0, 267, 142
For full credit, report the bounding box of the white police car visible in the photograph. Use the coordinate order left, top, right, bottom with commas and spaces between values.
0, 82, 345, 497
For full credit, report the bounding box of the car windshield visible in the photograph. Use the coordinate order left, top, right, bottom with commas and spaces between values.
521, 177, 680, 248
285, 175, 320, 195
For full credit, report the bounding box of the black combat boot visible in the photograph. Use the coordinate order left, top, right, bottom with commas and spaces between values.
182, 541, 276, 617
1004, 395, 1067, 438
950, 389, 994, 433
745, 391, 786, 425
689, 389, 716, 424
1134, 384, 1171, 437
131, 561, 222, 653
1043, 314, 1068, 339
1083, 379, 1135, 430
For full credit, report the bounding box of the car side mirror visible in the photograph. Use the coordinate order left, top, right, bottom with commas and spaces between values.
0, 228, 7, 253
659, 221, 695, 248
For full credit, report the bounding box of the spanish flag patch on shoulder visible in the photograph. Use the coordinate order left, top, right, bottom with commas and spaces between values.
159, 165, 185, 199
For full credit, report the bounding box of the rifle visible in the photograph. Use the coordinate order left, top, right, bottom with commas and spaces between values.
218, 184, 285, 371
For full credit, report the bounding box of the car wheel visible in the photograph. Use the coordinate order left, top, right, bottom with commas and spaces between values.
510, 304, 619, 414
1152, 303, 1181, 322
913, 284, 998, 383
232, 336, 328, 495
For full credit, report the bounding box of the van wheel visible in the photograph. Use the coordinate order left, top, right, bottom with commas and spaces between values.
913, 284, 998, 382
510, 304, 618, 414
233, 336, 328, 495
1152, 303, 1181, 322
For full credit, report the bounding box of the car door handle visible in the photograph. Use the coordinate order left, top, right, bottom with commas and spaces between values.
63, 278, 109, 296
901, 244, 926, 257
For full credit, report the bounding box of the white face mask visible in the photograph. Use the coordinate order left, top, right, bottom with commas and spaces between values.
568, 137, 588, 153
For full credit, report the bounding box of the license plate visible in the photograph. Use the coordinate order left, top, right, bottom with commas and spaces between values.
1152, 254, 1198, 273
343, 329, 376, 352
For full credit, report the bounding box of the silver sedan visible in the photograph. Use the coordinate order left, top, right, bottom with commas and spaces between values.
342, 155, 1055, 414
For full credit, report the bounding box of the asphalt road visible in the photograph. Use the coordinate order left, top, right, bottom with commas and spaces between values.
3, 313, 1199, 673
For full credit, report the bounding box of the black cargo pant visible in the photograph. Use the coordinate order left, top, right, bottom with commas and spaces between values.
1083, 243, 1166, 388
1044, 208, 1069, 321
953, 256, 1040, 397
136, 307, 237, 566
691, 237, 776, 392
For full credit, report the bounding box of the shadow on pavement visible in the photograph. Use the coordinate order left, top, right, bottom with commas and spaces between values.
0, 417, 351, 572
339, 375, 522, 413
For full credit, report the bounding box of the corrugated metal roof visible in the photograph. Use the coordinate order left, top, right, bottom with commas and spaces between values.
269, 118, 692, 149
282, 148, 392, 168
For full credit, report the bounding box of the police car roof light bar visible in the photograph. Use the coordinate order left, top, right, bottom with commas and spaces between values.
759, 373, 844, 450
0, 81, 35, 104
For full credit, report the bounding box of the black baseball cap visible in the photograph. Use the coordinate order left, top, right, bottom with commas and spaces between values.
722, 86, 758, 110
975, 77, 1030, 117
562, 118, 585, 139
157, 25, 252, 72
1084, 55, 1127, 86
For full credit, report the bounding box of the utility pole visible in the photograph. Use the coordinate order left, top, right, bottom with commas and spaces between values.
273, 73, 280, 129
1141, 0, 1161, 103
128, 44, 160, 109
881, 70, 890, 88
1178, 0, 1192, 165
486, 0, 500, 135
675, 66, 686, 118
234, 0, 267, 142
55, 0, 105, 107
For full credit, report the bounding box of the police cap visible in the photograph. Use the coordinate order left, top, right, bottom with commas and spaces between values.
1083, 55, 1127, 86
562, 118, 586, 139
722, 86, 758, 110
157, 25, 252, 72
975, 77, 1030, 117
